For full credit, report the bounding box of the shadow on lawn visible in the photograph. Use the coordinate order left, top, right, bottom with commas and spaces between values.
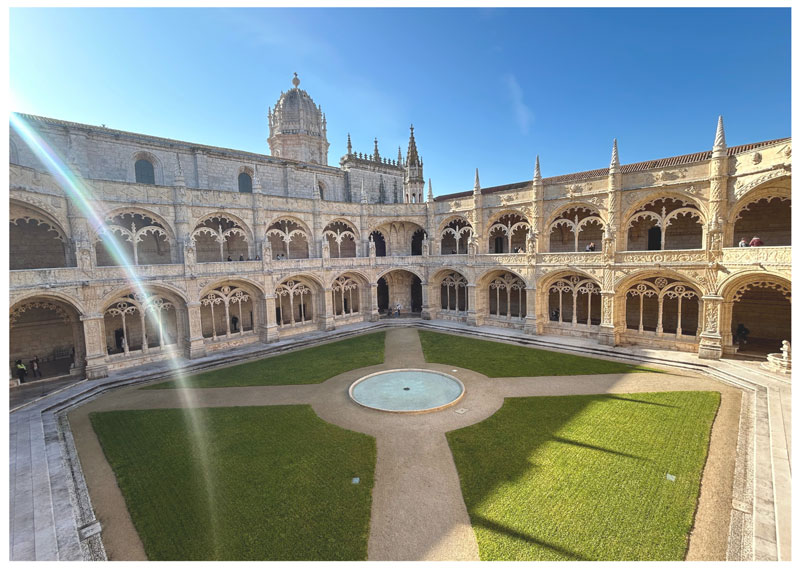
550, 434, 650, 462
471, 515, 591, 560
599, 393, 677, 408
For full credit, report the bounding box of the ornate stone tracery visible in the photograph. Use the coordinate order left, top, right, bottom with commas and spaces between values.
200, 285, 252, 339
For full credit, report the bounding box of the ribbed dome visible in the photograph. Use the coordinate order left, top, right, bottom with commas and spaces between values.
270, 75, 324, 138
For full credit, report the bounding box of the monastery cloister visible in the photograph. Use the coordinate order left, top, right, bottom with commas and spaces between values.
8, 76, 791, 382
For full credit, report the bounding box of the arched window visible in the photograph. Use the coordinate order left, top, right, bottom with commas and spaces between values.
238, 172, 253, 193
135, 159, 155, 185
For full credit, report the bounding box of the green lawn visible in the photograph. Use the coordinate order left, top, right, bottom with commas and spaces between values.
446, 391, 720, 560
147, 331, 385, 388
419, 330, 658, 377
90, 405, 376, 560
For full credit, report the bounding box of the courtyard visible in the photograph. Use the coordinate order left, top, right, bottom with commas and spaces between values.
66, 327, 743, 561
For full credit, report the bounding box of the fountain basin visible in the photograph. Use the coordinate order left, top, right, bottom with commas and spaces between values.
349, 369, 465, 413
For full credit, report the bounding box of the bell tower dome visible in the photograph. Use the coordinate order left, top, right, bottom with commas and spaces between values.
267, 73, 330, 165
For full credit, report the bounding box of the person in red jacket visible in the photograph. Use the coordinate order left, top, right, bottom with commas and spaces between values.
749, 236, 764, 247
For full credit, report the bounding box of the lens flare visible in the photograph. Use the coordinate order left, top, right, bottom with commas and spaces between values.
10, 112, 221, 556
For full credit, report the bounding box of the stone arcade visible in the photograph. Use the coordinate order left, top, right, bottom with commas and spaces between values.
9, 75, 792, 382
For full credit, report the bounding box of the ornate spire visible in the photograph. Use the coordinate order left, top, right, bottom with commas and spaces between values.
397, 146, 402, 165
292, 72, 300, 88
533, 155, 541, 183
473, 168, 481, 194
406, 124, 420, 166
427, 179, 433, 203
373, 138, 380, 161
347, 133, 352, 155
713, 115, 726, 158
610, 138, 620, 173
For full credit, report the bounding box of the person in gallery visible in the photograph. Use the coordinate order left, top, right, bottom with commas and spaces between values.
749, 235, 764, 247
735, 323, 750, 346
15, 360, 27, 383
227, 255, 233, 261
231, 315, 239, 332
586, 242, 596, 251
29, 356, 42, 378
255, 255, 260, 260
239, 254, 244, 261
738, 237, 749, 247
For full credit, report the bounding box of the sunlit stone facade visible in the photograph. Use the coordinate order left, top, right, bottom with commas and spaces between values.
9, 77, 791, 380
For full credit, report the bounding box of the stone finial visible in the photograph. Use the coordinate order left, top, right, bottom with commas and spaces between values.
174, 153, 186, 186
347, 133, 352, 155
253, 164, 262, 191
427, 179, 433, 203
373, 138, 380, 161
292, 72, 300, 88
398, 146, 402, 164
474, 168, 481, 194
610, 138, 620, 172
713, 115, 727, 158
533, 155, 542, 183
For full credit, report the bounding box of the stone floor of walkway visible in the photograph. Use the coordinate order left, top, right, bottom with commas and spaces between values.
66, 327, 744, 561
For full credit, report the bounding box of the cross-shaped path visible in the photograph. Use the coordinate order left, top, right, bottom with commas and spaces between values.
67, 328, 741, 560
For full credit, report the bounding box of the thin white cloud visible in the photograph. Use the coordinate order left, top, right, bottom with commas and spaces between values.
504, 73, 534, 135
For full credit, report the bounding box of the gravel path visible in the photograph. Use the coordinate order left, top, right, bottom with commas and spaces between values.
68, 328, 740, 560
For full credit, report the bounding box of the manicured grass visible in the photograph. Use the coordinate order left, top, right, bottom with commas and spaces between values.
90, 405, 376, 560
147, 331, 385, 388
419, 330, 658, 377
446, 391, 720, 560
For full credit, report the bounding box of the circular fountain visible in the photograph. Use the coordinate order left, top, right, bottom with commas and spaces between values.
349, 369, 465, 413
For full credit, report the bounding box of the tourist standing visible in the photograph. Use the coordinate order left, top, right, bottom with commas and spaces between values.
586, 242, 596, 251
738, 237, 749, 247
749, 236, 764, 247
30, 356, 42, 378
15, 360, 27, 383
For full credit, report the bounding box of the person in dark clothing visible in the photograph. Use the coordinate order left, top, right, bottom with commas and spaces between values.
231, 315, 239, 332
239, 254, 244, 261
735, 323, 750, 346
749, 236, 764, 247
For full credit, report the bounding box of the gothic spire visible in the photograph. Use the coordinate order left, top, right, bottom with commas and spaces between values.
427, 179, 433, 203
406, 124, 420, 166
347, 133, 352, 155
610, 138, 620, 172
713, 115, 726, 158
373, 138, 380, 161
533, 155, 541, 183
474, 168, 481, 194
397, 146, 402, 165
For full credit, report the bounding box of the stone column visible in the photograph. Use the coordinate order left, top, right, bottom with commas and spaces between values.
184, 301, 207, 359
369, 283, 380, 321
80, 313, 108, 379
261, 295, 280, 342
420, 281, 431, 320
524, 286, 537, 334
698, 295, 723, 360
466, 284, 478, 326
322, 287, 335, 330
597, 291, 618, 346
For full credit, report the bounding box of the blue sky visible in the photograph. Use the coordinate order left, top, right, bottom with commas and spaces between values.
9, 7, 790, 196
